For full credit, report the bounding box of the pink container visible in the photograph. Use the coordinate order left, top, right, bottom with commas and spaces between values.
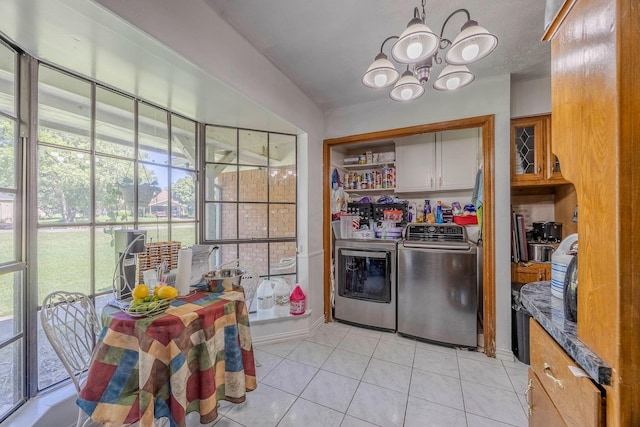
290, 285, 306, 315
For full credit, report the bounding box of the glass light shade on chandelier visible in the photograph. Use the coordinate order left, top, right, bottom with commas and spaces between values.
391, 16, 439, 64
361, 2, 498, 102
390, 70, 425, 101
445, 20, 498, 65
433, 64, 475, 91
362, 52, 400, 88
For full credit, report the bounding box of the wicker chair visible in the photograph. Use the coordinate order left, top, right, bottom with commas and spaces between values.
40, 291, 101, 427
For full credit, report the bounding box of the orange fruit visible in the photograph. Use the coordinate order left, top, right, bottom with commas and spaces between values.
158, 286, 178, 300
132, 284, 149, 299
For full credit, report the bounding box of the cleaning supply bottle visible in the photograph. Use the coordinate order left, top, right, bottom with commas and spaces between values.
257, 277, 274, 318
424, 200, 431, 220
416, 203, 424, 223
272, 278, 291, 317
436, 201, 444, 224
290, 284, 306, 315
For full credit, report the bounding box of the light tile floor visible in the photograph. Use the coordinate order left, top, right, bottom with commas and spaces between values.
212, 322, 529, 427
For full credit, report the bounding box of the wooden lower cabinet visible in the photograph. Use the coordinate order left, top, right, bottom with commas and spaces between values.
527, 369, 567, 426
511, 262, 551, 284
529, 319, 604, 426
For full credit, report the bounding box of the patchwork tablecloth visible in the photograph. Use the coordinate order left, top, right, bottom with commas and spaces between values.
77, 290, 256, 427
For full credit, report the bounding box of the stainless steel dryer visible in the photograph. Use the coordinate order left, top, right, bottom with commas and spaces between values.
397, 224, 478, 347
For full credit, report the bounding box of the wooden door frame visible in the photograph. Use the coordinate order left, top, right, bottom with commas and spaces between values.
322, 115, 496, 357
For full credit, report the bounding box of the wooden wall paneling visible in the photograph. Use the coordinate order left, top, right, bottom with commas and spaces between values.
617, 0, 640, 423
323, 115, 497, 356
550, 0, 640, 424
552, 0, 618, 361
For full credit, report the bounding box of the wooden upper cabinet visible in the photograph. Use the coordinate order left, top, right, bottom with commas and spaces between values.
511, 114, 567, 186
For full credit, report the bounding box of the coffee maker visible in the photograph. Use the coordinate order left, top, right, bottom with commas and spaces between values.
531, 221, 563, 243
114, 229, 147, 299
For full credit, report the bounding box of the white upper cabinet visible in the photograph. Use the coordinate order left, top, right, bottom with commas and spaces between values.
395, 128, 480, 193
395, 133, 437, 192
437, 128, 481, 191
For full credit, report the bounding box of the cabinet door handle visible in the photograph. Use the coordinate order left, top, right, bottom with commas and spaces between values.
439, 176, 442, 187
430, 177, 433, 188
537, 165, 542, 174
543, 362, 565, 389
524, 379, 533, 416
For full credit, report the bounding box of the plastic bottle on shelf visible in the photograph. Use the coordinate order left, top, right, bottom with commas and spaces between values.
273, 278, 291, 317
257, 277, 274, 318
424, 200, 431, 220
416, 203, 424, 223
436, 201, 444, 224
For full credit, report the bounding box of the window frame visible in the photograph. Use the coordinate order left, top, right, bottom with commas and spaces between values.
201, 124, 298, 288
31, 63, 200, 393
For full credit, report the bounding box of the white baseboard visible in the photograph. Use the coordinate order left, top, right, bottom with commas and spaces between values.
495, 347, 516, 362
251, 313, 325, 346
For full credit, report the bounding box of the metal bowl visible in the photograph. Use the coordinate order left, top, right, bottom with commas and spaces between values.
202, 268, 245, 292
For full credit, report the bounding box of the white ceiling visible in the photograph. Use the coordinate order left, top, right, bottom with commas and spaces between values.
0, 0, 298, 133
206, 0, 551, 111
0, 0, 550, 127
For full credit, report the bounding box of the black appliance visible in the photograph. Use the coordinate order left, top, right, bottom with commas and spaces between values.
564, 252, 578, 322
531, 221, 563, 243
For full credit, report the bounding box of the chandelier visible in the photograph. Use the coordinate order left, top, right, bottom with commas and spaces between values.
362, 0, 498, 102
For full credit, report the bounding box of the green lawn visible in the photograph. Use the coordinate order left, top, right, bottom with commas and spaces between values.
0, 224, 196, 317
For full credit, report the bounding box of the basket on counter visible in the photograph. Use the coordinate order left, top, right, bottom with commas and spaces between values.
453, 215, 478, 225
137, 241, 181, 282
347, 202, 373, 223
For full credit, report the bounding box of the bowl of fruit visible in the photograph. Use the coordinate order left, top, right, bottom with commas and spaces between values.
120, 284, 178, 317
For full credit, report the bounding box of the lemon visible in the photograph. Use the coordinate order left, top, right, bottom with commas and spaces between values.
153, 284, 165, 296
132, 284, 149, 299
158, 286, 178, 300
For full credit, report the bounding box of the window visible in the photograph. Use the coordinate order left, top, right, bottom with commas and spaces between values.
35, 65, 199, 390
0, 40, 26, 422
0, 36, 299, 419
203, 126, 297, 312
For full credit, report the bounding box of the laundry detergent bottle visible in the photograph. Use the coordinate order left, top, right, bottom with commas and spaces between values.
257, 277, 274, 318
273, 278, 291, 317
436, 201, 444, 224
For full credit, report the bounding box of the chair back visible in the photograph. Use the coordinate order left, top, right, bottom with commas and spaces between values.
40, 291, 101, 392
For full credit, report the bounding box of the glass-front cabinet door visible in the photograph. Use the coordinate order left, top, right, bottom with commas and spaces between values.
511, 114, 567, 186
511, 116, 546, 184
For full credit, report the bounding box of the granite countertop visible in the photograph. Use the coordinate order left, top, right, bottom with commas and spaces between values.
520, 281, 611, 385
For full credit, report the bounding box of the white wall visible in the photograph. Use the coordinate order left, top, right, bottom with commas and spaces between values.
511, 75, 551, 117
325, 74, 514, 357
94, 0, 326, 337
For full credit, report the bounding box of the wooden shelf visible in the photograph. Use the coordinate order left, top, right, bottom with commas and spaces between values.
341, 161, 395, 169
344, 188, 395, 193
